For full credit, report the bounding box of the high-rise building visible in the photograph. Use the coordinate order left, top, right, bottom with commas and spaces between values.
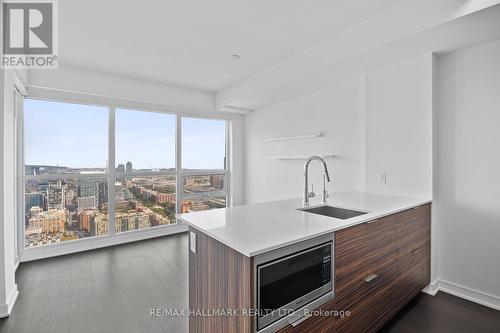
210, 175, 224, 188
47, 180, 65, 210
115, 182, 126, 202
78, 196, 96, 210
85, 212, 109, 236
181, 200, 208, 213
79, 177, 95, 197
79, 173, 108, 208
154, 192, 175, 204
118, 214, 128, 233
65, 188, 78, 208
117, 163, 125, 182
29, 206, 42, 218
97, 181, 108, 207
185, 175, 210, 187
115, 211, 149, 233
125, 161, 132, 180
78, 210, 92, 231
25, 192, 44, 213
94, 213, 108, 236
28, 209, 66, 234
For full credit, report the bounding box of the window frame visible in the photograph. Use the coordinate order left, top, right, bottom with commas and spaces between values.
19, 97, 231, 259
178, 116, 230, 212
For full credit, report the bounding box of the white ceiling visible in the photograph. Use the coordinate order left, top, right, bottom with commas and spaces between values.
216, 1, 500, 110
60, 0, 405, 92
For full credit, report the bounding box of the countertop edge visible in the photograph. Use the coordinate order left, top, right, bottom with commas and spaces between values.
177, 198, 432, 257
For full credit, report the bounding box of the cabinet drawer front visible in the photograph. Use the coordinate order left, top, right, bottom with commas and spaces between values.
397, 223, 429, 254
336, 264, 397, 333
398, 239, 430, 274
393, 258, 430, 306
394, 204, 431, 305
335, 215, 396, 298
396, 204, 431, 273
336, 215, 396, 266
336, 261, 396, 304
396, 204, 431, 245
336, 246, 396, 298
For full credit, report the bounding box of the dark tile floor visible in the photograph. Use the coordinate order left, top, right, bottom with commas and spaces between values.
0, 234, 188, 333
1, 233, 499, 333
380, 291, 500, 333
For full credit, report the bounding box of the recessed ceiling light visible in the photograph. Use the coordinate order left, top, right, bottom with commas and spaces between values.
230, 54, 240, 61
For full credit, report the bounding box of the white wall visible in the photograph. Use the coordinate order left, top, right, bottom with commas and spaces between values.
435, 39, 500, 306
242, 54, 437, 294
28, 64, 215, 113
0, 69, 22, 317
243, 78, 365, 204
243, 55, 435, 205
365, 54, 434, 199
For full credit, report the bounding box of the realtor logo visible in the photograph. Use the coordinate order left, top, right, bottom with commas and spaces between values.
1, 0, 58, 68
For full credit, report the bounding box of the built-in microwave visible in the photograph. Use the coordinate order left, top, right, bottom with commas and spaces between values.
254, 233, 334, 333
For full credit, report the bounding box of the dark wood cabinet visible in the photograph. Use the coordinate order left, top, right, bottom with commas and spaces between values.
335, 266, 397, 333
335, 214, 398, 333
189, 229, 254, 333
335, 214, 397, 300
335, 203, 431, 333
393, 204, 431, 308
277, 203, 431, 333
189, 203, 431, 333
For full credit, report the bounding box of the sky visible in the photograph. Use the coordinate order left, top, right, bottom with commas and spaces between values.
24, 99, 226, 170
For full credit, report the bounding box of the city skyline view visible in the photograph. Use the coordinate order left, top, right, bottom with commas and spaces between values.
23, 99, 228, 248
24, 163, 226, 248
24, 99, 227, 170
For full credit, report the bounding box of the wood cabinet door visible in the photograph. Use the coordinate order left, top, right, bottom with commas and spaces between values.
279, 203, 432, 333
393, 204, 431, 305
335, 214, 398, 332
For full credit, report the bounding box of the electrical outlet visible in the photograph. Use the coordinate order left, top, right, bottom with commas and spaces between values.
379, 172, 387, 184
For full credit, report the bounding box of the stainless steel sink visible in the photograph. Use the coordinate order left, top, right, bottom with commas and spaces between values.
298, 205, 367, 219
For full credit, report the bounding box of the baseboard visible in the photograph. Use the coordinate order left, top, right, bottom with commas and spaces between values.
422, 280, 440, 296
0, 284, 19, 318
422, 279, 500, 311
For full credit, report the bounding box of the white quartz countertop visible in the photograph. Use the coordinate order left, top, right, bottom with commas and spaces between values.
176, 191, 431, 257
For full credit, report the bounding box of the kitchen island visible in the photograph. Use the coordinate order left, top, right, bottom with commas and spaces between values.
177, 191, 431, 333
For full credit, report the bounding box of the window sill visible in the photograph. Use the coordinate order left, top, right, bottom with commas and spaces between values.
20, 222, 188, 262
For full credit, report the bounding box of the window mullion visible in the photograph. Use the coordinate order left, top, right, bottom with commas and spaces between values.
17, 90, 25, 258
108, 107, 116, 236
226, 120, 231, 207
175, 115, 182, 214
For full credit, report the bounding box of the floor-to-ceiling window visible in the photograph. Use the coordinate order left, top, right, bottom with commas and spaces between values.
23, 100, 110, 247
179, 117, 228, 213
22, 98, 229, 249
114, 108, 177, 232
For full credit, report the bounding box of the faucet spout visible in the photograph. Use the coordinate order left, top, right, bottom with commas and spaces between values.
324, 167, 331, 183
303, 156, 331, 207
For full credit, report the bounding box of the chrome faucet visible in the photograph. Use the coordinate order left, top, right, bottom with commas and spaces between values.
303, 156, 331, 206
